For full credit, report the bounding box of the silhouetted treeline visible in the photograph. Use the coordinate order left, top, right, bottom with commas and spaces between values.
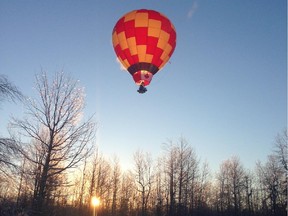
1, 131, 287, 216
0, 72, 286, 216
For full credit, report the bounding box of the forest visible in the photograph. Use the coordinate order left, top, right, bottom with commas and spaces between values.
0, 72, 287, 216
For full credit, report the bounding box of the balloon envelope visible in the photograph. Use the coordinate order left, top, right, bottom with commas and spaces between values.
112, 9, 176, 87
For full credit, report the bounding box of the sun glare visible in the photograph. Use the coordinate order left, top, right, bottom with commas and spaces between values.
91, 196, 100, 207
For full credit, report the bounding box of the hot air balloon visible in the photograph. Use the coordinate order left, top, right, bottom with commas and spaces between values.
112, 9, 176, 93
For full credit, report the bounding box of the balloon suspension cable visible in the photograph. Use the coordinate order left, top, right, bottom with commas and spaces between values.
137, 83, 147, 94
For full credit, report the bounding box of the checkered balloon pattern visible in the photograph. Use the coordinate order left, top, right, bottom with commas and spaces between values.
112, 9, 176, 86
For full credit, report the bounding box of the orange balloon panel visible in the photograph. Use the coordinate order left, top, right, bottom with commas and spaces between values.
112, 9, 176, 86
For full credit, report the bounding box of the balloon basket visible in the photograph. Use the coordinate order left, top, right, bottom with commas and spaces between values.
137, 85, 147, 94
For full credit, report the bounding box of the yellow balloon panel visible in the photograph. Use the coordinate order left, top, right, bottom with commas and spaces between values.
161, 44, 172, 60
157, 38, 168, 50
148, 27, 161, 38
112, 32, 119, 47
135, 12, 149, 21
148, 19, 162, 28
124, 11, 137, 22
159, 30, 170, 42
119, 58, 129, 69
145, 54, 153, 62
118, 32, 128, 50
135, 13, 149, 27
137, 45, 147, 62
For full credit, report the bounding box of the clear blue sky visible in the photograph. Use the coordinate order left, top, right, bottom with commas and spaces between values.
0, 0, 286, 172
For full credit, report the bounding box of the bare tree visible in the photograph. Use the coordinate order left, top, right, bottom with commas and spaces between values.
256, 154, 287, 216
88, 148, 100, 199
274, 129, 287, 171
216, 157, 246, 216
253, 129, 288, 216
163, 141, 178, 216
86, 149, 112, 213
10, 71, 95, 215
154, 157, 166, 216
176, 138, 199, 216
162, 138, 200, 216
177, 138, 190, 215
217, 159, 231, 215
111, 156, 121, 216
119, 171, 135, 216
273, 129, 287, 214
196, 160, 211, 215
0, 74, 22, 103
229, 157, 245, 216
243, 172, 254, 216
0, 138, 17, 176
134, 150, 154, 216
78, 154, 88, 211
0, 75, 23, 198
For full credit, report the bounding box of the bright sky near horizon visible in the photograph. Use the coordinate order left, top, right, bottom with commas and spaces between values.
0, 0, 286, 173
